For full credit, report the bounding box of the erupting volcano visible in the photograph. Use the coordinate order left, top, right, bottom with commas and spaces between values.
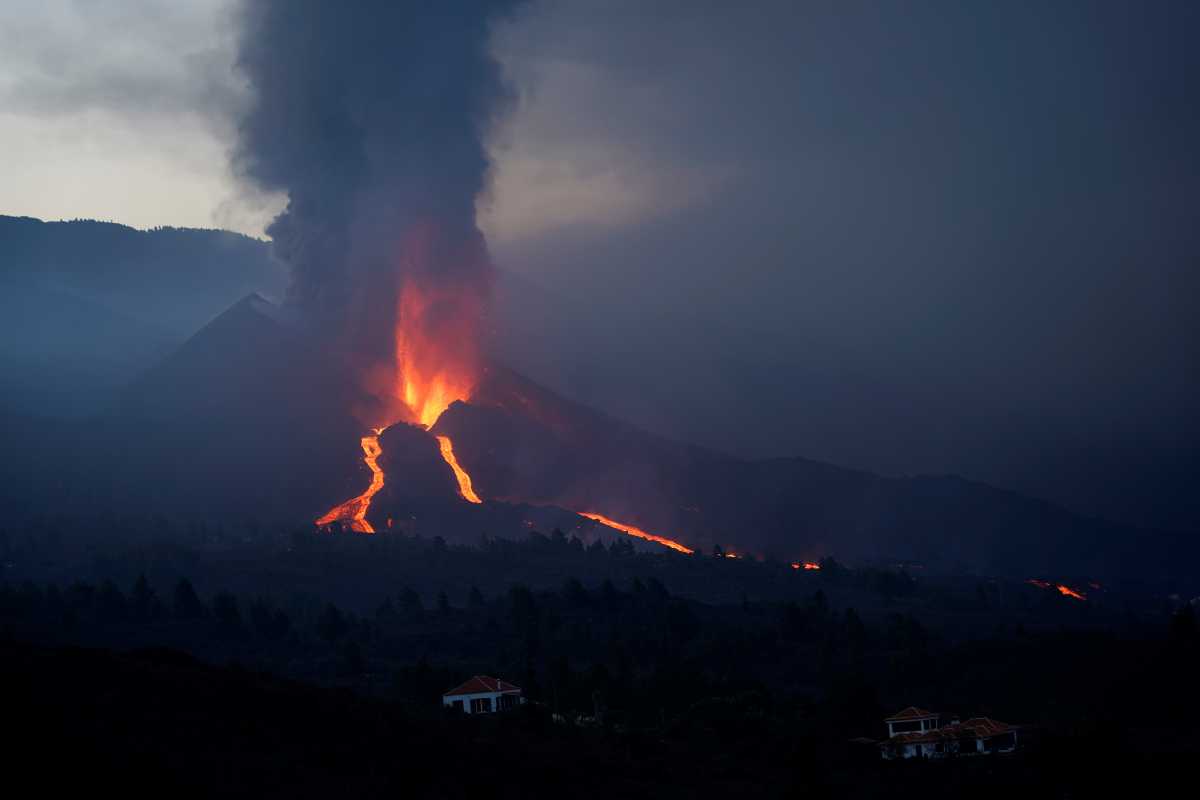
233, 0, 709, 557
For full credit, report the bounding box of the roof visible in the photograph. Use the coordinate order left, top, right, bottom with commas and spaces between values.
958, 718, 1014, 737
443, 676, 522, 697
885, 718, 1014, 746
885, 706, 939, 722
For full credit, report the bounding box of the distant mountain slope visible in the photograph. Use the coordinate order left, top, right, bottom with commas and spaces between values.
0, 215, 287, 334
0, 215, 287, 417
436, 368, 1194, 582
0, 280, 176, 417
0, 294, 368, 521
1, 291, 1191, 584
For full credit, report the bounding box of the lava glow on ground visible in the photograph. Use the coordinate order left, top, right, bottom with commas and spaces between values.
577, 512, 695, 554
1027, 579, 1088, 600
436, 434, 482, 504
315, 429, 387, 533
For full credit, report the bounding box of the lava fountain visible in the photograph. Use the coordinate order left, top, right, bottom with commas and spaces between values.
391, 225, 487, 429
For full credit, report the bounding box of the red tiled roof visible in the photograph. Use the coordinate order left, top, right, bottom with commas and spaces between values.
958, 718, 1013, 737
885, 706, 939, 721
443, 676, 522, 697
885, 718, 1013, 746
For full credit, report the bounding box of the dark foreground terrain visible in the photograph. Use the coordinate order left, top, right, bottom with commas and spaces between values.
3, 517, 1198, 797
3, 633, 1194, 799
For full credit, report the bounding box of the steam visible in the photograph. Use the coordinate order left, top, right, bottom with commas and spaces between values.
232, 1, 523, 369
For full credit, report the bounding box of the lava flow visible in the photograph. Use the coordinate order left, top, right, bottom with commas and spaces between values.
1027, 579, 1087, 600
321, 239, 698, 552
578, 512, 695, 554
436, 435, 482, 504
1056, 584, 1087, 600
315, 428, 387, 533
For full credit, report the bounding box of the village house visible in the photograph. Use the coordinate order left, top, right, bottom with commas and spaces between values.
884, 706, 942, 738
442, 676, 525, 715
876, 707, 1019, 759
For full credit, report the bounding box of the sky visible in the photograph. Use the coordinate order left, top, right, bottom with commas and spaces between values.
2, 1, 1198, 530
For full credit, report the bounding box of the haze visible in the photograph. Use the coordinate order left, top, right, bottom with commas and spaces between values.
2, 0, 1197, 531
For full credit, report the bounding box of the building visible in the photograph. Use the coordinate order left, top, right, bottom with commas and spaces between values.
877, 708, 1019, 759
884, 706, 942, 738
442, 676, 525, 715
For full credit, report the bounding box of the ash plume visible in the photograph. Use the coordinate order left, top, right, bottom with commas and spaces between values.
232, 1, 523, 369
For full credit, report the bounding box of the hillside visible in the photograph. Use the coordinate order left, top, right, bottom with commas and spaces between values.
437, 369, 1192, 582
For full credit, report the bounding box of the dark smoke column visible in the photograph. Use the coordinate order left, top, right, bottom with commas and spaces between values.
233, 1, 524, 424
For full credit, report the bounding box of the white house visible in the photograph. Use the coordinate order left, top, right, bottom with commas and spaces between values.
442, 676, 525, 714
879, 707, 1019, 759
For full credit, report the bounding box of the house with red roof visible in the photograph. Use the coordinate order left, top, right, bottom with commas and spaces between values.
442, 676, 525, 715
884, 707, 942, 738
876, 708, 1020, 759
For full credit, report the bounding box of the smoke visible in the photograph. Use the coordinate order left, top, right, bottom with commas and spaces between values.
232, 1, 523, 373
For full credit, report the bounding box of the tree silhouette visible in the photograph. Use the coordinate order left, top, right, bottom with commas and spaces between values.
173, 578, 205, 620
317, 603, 348, 643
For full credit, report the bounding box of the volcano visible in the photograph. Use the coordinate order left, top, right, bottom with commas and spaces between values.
6, 293, 1192, 582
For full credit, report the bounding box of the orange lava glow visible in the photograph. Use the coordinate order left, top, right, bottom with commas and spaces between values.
392, 236, 485, 428
578, 512, 695, 554
436, 435, 482, 504
1026, 578, 1087, 600
1056, 584, 1087, 600
791, 561, 822, 570
316, 430, 387, 533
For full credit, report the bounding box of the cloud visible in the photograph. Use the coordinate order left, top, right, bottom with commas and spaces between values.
0, 0, 279, 235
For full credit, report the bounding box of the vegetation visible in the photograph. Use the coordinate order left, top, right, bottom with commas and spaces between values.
1, 515, 1197, 796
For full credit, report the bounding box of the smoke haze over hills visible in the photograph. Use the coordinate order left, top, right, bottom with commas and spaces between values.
2, 1, 1199, 534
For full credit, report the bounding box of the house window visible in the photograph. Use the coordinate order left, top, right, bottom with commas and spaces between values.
452, 699, 464, 711
498, 694, 518, 711
471, 697, 493, 714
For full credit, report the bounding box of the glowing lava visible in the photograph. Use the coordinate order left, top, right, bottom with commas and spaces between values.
1056, 584, 1087, 600
1026, 579, 1087, 600
393, 265, 483, 428
316, 428, 387, 533
791, 561, 822, 571
578, 511, 695, 554
436, 435, 482, 504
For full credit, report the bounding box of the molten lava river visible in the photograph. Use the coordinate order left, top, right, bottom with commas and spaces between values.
315, 428, 387, 533
315, 413, 696, 555
315, 232, 697, 553
576, 512, 694, 554
317, 270, 694, 551
316, 419, 694, 555
435, 434, 481, 504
